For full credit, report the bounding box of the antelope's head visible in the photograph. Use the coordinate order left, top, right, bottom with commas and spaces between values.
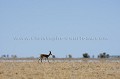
49, 51, 52, 55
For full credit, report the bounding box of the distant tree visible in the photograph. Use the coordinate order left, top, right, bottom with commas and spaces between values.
99, 53, 104, 58
52, 55, 56, 58
11, 55, 17, 58
2, 55, 6, 58
83, 53, 90, 58
68, 54, 72, 58
106, 54, 110, 58
7, 55, 9, 58
14, 55, 17, 58
98, 52, 110, 58
4, 55, 6, 58
103, 52, 106, 58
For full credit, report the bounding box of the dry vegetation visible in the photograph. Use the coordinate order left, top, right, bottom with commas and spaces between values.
0, 60, 120, 79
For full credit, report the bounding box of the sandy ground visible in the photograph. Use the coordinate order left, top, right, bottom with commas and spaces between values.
0, 61, 120, 79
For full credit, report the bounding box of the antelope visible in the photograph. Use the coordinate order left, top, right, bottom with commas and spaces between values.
38, 51, 52, 62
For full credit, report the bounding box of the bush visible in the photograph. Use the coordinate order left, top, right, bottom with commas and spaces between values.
83, 53, 90, 58
98, 52, 110, 58
52, 55, 56, 58
68, 54, 72, 58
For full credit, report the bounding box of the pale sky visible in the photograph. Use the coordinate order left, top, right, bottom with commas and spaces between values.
0, 0, 120, 58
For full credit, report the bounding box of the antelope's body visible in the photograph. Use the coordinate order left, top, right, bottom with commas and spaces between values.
38, 51, 52, 62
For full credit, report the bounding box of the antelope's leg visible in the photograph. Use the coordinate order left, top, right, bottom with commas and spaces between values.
38, 58, 40, 63
41, 58, 42, 62
45, 58, 47, 60
47, 58, 49, 62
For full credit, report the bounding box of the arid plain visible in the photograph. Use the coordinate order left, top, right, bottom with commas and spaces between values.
0, 59, 120, 79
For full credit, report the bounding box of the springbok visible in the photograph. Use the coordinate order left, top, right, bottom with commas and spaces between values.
38, 51, 52, 62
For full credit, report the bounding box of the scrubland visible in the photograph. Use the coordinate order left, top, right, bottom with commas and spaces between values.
0, 60, 120, 79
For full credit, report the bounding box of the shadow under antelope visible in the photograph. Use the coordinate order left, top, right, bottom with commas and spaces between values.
38, 51, 52, 62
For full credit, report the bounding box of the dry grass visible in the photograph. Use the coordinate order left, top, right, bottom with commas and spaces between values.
0, 61, 120, 79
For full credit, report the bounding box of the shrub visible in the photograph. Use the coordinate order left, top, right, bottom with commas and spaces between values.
83, 53, 90, 58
